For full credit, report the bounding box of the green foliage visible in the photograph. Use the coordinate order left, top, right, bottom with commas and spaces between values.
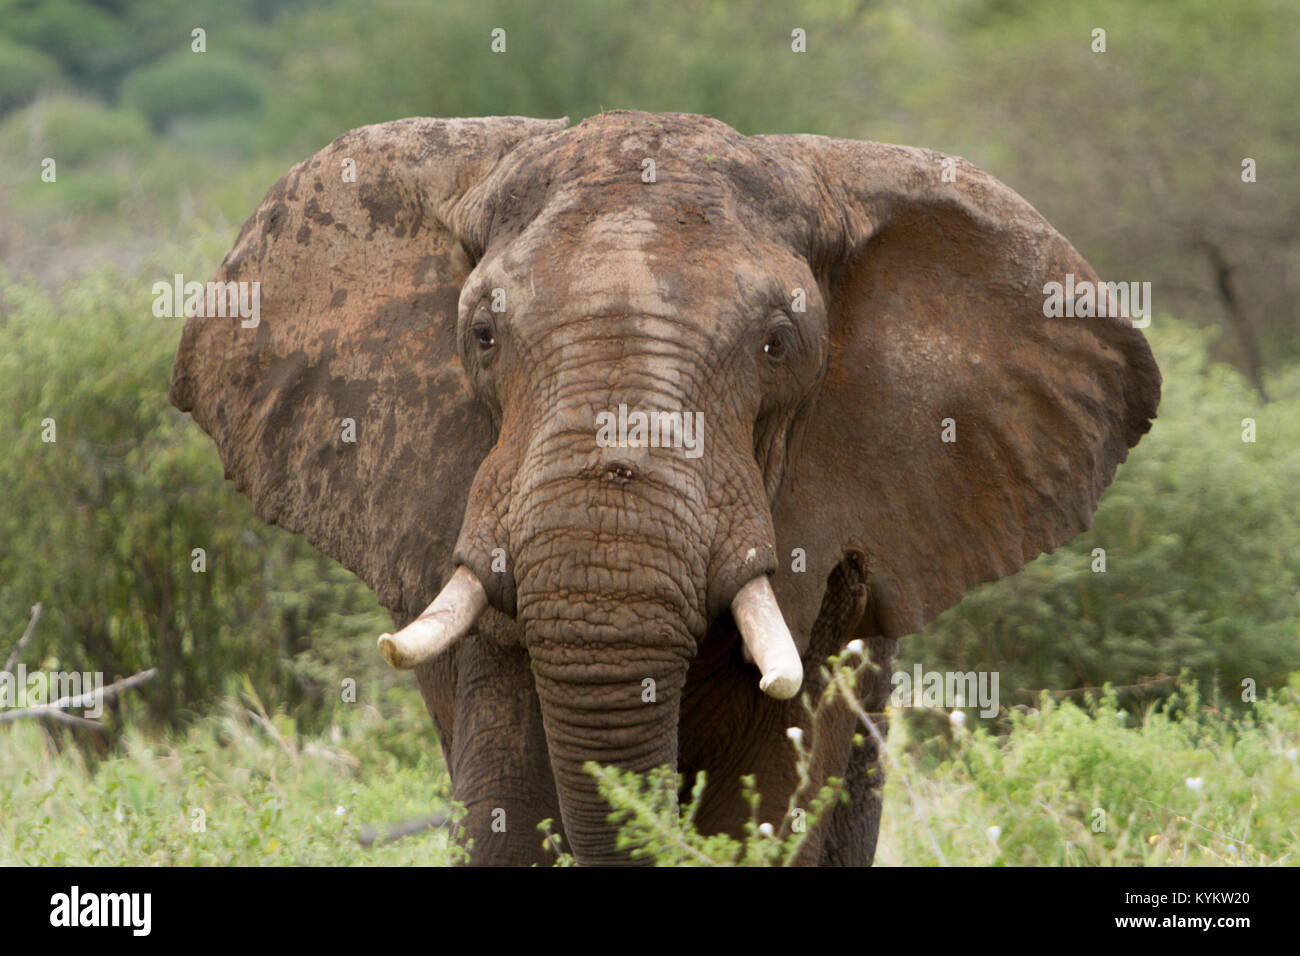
121, 53, 265, 131
0, 0, 131, 88
0, 94, 154, 166
0, 682, 463, 865
582, 765, 839, 866
5, 663, 1294, 866
0, 0, 303, 104
578, 649, 864, 866
0, 35, 65, 113
562, 662, 1300, 867
881, 675, 1300, 866
0, 268, 392, 735
258, 0, 893, 153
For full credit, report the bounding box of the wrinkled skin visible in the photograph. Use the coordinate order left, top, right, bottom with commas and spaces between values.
170, 111, 1161, 865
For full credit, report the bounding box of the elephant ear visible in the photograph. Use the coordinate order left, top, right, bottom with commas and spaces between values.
764, 136, 1161, 639
169, 116, 567, 617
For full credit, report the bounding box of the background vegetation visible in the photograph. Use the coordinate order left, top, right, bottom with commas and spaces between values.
1, 0, 1296, 864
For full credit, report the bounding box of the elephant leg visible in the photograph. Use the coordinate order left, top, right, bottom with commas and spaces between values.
415, 652, 457, 771
819, 631, 897, 866
418, 637, 562, 865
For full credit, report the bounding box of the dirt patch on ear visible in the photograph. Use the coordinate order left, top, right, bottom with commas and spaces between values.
675, 200, 710, 226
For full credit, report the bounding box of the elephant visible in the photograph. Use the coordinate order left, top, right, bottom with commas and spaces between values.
169, 111, 1160, 866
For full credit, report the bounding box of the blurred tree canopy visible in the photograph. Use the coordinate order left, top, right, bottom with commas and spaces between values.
3, 0, 1293, 380
0, 0, 1296, 736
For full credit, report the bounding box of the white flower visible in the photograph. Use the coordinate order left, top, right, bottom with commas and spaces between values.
334, 805, 348, 817
786, 726, 804, 744
846, 639, 865, 657
1185, 777, 1204, 793
949, 710, 967, 730
1285, 748, 1297, 763
758, 822, 775, 838
986, 825, 1002, 843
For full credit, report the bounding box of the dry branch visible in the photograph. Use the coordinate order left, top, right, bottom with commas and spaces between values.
4, 603, 41, 673
357, 814, 450, 848
1013, 673, 1179, 700
0, 667, 158, 725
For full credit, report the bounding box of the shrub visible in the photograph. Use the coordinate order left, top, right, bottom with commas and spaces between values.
0, 94, 154, 166
0, 36, 65, 115
120, 52, 264, 132
0, 266, 391, 736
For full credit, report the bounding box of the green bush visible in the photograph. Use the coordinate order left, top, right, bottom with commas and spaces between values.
578, 658, 1300, 866
881, 675, 1300, 866
0, 94, 154, 166
121, 52, 264, 131
0, 36, 65, 115
0, 681, 459, 865
4, 652, 1294, 865
0, 267, 392, 735
0, 0, 130, 86
258, 0, 894, 153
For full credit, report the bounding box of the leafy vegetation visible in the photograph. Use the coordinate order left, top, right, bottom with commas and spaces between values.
1, 680, 463, 865
6, 669, 1296, 866
0, 267, 393, 734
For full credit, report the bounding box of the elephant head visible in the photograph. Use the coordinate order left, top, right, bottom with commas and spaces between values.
170, 112, 1160, 864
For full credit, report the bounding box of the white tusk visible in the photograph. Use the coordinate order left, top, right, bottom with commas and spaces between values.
377, 566, 487, 669
731, 575, 803, 700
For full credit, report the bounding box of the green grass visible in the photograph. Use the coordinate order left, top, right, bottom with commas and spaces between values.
875, 676, 1300, 867
0, 683, 464, 866
5, 674, 1296, 866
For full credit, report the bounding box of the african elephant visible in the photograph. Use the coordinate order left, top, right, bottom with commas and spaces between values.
169, 111, 1160, 866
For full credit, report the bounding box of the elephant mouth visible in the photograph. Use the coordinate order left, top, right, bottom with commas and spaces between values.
376, 563, 802, 699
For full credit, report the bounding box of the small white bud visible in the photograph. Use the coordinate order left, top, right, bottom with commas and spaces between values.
949, 710, 966, 730
786, 726, 804, 744
758, 822, 775, 838
846, 639, 865, 657
1285, 748, 1297, 763
1184, 777, 1204, 793
986, 825, 1001, 842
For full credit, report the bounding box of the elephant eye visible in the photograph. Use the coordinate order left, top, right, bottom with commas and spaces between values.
472, 323, 496, 351
762, 324, 794, 362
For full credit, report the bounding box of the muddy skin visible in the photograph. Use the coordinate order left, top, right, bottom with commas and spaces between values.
170, 111, 1160, 866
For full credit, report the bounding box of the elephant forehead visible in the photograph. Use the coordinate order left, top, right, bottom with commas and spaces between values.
500, 202, 742, 321
566, 208, 672, 314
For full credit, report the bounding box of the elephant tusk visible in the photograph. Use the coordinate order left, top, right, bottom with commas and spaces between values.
377, 566, 487, 669
731, 575, 803, 700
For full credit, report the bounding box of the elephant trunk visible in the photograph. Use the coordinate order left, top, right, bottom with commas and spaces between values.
450, 357, 796, 861
526, 603, 691, 865
510, 443, 704, 864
